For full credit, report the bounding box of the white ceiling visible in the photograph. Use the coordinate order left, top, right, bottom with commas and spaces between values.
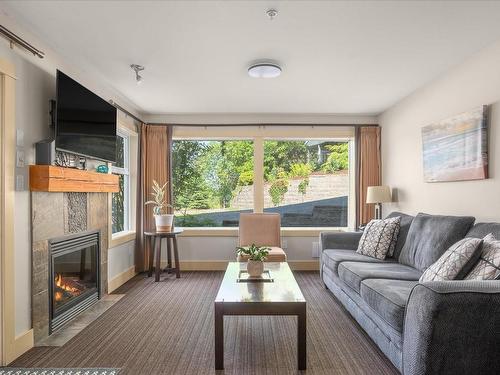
3, 1, 500, 115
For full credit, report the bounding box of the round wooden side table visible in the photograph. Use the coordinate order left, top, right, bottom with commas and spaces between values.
144, 229, 183, 282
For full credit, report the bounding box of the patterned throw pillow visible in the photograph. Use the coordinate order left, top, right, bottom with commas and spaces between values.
357, 217, 401, 260
420, 237, 483, 282
465, 233, 500, 280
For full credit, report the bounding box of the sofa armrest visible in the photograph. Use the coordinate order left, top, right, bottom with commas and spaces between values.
403, 281, 500, 375
319, 231, 362, 252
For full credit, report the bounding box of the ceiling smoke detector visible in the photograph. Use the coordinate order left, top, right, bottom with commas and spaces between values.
130, 64, 144, 84
248, 62, 282, 78
266, 9, 278, 20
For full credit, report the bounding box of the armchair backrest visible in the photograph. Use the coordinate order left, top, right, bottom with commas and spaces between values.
238, 213, 281, 247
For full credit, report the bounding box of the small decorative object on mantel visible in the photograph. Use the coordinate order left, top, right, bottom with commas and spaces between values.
145, 180, 174, 232
236, 243, 270, 278
422, 105, 488, 182
96, 164, 109, 173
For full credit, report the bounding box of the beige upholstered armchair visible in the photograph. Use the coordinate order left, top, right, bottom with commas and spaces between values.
237, 213, 287, 262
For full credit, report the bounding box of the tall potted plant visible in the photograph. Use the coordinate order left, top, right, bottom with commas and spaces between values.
145, 180, 173, 232
236, 244, 270, 277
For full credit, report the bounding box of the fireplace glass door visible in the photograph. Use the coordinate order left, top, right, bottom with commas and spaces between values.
50, 231, 100, 331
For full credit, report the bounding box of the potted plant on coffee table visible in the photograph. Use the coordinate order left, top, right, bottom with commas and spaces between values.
145, 180, 173, 232
236, 244, 270, 277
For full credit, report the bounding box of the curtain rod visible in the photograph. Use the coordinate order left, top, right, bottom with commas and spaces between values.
147, 123, 379, 127
0, 25, 44, 58
109, 100, 145, 124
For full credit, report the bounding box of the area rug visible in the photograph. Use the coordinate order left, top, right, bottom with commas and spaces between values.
0, 369, 120, 375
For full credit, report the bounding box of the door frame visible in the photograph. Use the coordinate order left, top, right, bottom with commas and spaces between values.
0, 57, 26, 365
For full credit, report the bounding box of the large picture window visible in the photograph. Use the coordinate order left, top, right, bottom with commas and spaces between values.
172, 127, 355, 229
111, 132, 130, 234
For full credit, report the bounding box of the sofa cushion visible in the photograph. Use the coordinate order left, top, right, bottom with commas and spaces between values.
357, 217, 401, 259
398, 213, 475, 271
322, 249, 395, 275
361, 279, 418, 332
338, 261, 422, 293
385, 212, 414, 259
420, 237, 483, 282
466, 223, 500, 240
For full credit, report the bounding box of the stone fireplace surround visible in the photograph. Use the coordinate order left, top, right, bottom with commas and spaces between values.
32, 191, 109, 344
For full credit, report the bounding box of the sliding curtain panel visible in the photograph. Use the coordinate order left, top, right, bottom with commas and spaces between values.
135, 124, 173, 272
356, 126, 381, 227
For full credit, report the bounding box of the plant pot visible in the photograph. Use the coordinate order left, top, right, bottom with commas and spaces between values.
247, 260, 264, 277
154, 214, 174, 232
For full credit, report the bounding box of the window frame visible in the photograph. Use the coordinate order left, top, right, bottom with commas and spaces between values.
172, 126, 356, 237
109, 124, 138, 247
111, 130, 130, 236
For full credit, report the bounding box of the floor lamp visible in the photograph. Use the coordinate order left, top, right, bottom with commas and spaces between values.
366, 186, 392, 220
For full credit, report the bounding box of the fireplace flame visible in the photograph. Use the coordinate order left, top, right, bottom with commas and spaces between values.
54, 273, 79, 299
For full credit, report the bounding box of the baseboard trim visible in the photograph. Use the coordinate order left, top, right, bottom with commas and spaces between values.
7, 329, 34, 364
159, 260, 319, 271
108, 266, 137, 293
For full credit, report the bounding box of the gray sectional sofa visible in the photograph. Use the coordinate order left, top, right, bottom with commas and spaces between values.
320, 212, 500, 375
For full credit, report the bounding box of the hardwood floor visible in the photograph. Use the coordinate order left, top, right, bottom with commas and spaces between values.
12, 271, 398, 375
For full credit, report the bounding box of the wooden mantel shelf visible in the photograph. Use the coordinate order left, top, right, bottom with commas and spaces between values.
29, 165, 119, 193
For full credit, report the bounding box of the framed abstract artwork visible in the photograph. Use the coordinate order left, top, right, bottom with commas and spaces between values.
422, 105, 488, 182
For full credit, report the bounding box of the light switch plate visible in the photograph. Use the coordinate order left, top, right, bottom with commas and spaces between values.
16, 149, 25, 167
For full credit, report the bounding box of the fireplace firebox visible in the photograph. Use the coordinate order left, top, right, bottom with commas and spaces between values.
49, 230, 100, 333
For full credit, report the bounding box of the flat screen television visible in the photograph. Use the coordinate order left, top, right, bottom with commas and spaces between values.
56, 70, 117, 163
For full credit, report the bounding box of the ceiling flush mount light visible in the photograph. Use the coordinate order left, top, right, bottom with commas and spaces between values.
130, 64, 144, 84
248, 62, 282, 78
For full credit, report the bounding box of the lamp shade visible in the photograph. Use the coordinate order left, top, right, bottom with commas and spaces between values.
366, 186, 392, 204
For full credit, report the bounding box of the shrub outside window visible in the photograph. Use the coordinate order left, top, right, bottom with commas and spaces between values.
111, 132, 130, 234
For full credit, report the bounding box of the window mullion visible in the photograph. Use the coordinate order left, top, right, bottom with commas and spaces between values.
253, 137, 264, 213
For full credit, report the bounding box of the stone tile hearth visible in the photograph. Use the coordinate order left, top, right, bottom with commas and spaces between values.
31, 192, 109, 344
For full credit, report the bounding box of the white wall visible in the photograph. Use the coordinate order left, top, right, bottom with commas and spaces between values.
379, 39, 500, 222
4, 42, 54, 336
108, 241, 135, 281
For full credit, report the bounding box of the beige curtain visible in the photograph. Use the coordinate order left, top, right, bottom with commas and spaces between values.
135, 124, 172, 272
356, 126, 381, 227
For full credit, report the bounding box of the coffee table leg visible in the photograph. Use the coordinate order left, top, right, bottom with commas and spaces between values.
298, 305, 307, 370
214, 302, 224, 370
155, 237, 161, 282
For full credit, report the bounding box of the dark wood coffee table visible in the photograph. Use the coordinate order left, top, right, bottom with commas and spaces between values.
214, 262, 307, 370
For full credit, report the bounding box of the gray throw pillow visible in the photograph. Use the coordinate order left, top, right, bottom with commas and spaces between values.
465, 233, 500, 280
420, 237, 483, 282
399, 213, 475, 271
357, 217, 400, 260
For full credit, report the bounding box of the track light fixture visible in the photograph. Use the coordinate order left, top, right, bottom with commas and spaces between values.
130, 64, 144, 84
